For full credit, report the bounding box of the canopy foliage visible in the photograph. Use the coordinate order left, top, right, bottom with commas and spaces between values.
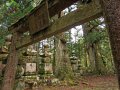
0, 0, 37, 45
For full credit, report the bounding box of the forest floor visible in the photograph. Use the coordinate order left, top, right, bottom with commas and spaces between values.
36, 75, 119, 90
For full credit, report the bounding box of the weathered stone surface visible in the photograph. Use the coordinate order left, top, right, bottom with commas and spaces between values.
26, 63, 37, 73
39, 45, 53, 76
70, 52, 79, 74
22, 46, 37, 56
0, 54, 8, 60
0, 46, 8, 54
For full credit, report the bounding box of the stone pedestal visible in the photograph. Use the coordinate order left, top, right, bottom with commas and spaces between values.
21, 46, 38, 75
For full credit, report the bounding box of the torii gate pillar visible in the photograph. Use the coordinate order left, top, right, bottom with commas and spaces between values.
1, 32, 19, 90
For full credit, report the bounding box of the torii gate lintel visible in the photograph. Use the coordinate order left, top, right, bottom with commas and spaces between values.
13, 0, 102, 49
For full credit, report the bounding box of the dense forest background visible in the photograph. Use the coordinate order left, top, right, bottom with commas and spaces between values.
0, 0, 117, 90
0, 0, 115, 74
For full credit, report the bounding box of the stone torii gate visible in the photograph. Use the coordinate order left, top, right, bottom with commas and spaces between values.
1, 0, 120, 90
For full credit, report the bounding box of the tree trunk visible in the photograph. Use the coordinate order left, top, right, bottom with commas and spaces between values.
94, 43, 106, 74
99, 0, 120, 88
83, 23, 96, 71
1, 33, 18, 90
83, 22, 106, 74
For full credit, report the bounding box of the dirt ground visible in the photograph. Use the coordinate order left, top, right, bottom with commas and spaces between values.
35, 75, 119, 90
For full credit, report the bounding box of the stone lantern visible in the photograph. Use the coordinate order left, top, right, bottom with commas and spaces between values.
39, 44, 53, 79
70, 51, 79, 75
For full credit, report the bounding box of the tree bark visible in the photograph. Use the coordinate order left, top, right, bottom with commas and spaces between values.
83, 23, 96, 71
83, 22, 106, 74
1, 33, 18, 90
99, 0, 120, 88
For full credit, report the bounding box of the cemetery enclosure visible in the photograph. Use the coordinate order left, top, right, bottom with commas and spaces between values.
1, 0, 120, 90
